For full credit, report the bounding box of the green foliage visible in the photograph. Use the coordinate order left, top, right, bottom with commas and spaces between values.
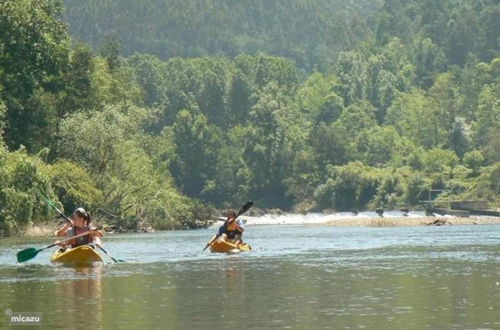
472, 84, 500, 160
455, 164, 500, 203
46, 160, 102, 212
296, 73, 344, 124
354, 126, 403, 167
0, 0, 499, 236
463, 150, 484, 174
57, 104, 203, 230
313, 162, 382, 211
99, 34, 122, 72
422, 148, 459, 175
373, 0, 498, 66
62, 0, 379, 71
310, 122, 352, 169
60, 43, 97, 114
171, 109, 220, 198
0, 148, 53, 234
0, 0, 69, 96
335, 38, 415, 121
338, 101, 377, 135
202, 127, 255, 205
0, 0, 70, 151
0, 99, 5, 144
245, 82, 307, 207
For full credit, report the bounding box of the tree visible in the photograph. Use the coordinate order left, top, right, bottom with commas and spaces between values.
0, 98, 6, 145
473, 85, 499, 155
368, 38, 415, 122
245, 82, 306, 207
410, 35, 446, 88
422, 148, 459, 175
463, 150, 484, 174
386, 90, 441, 148
128, 53, 167, 104
313, 162, 381, 211
0, 148, 53, 234
47, 160, 103, 212
449, 118, 469, 159
170, 109, 220, 198
337, 101, 377, 137
310, 122, 352, 169
0, 0, 70, 150
196, 58, 232, 126
60, 43, 97, 114
296, 72, 344, 124
58, 104, 151, 175
100, 34, 122, 72
225, 68, 255, 125
203, 126, 254, 205
284, 146, 321, 207
335, 51, 369, 105
355, 126, 403, 167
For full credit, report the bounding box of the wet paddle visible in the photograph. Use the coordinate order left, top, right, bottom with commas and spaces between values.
96, 245, 125, 263
17, 230, 98, 263
203, 201, 253, 251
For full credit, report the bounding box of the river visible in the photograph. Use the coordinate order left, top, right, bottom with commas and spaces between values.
1, 224, 499, 329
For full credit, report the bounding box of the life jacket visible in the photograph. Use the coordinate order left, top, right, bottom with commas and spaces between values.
70, 225, 93, 247
226, 221, 239, 232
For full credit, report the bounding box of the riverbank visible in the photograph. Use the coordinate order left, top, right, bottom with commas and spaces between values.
324, 216, 500, 227
14, 213, 500, 238
17, 222, 155, 238
20, 223, 57, 237
227, 211, 500, 227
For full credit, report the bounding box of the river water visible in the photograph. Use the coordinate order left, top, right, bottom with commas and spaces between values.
1, 224, 499, 329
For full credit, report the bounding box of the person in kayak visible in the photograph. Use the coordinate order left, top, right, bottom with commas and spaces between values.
217, 210, 245, 245
55, 207, 103, 248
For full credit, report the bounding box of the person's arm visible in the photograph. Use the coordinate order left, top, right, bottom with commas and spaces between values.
54, 221, 73, 237
89, 226, 104, 238
56, 239, 72, 247
92, 235, 103, 246
235, 219, 244, 232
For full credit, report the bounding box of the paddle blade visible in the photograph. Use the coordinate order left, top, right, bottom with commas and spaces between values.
16, 248, 40, 263
237, 201, 253, 216
109, 256, 126, 263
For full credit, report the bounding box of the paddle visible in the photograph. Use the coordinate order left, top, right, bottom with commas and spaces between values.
17, 230, 98, 263
95, 245, 125, 263
38, 192, 125, 263
203, 201, 253, 251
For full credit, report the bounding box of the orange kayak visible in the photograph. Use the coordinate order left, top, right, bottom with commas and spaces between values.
210, 240, 252, 253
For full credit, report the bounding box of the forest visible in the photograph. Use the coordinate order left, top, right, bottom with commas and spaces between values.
0, 0, 498, 235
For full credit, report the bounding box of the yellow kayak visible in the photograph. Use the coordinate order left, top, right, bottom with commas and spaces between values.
51, 245, 104, 265
210, 240, 252, 253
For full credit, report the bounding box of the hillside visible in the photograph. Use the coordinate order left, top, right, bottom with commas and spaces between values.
63, 0, 384, 71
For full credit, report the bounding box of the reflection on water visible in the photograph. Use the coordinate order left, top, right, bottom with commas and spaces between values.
0, 266, 103, 329
52, 267, 103, 329
0, 224, 499, 329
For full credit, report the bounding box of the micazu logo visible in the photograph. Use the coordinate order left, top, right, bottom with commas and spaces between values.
5, 309, 42, 325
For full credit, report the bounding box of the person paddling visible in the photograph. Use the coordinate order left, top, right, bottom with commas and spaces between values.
217, 210, 245, 246
55, 207, 103, 248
